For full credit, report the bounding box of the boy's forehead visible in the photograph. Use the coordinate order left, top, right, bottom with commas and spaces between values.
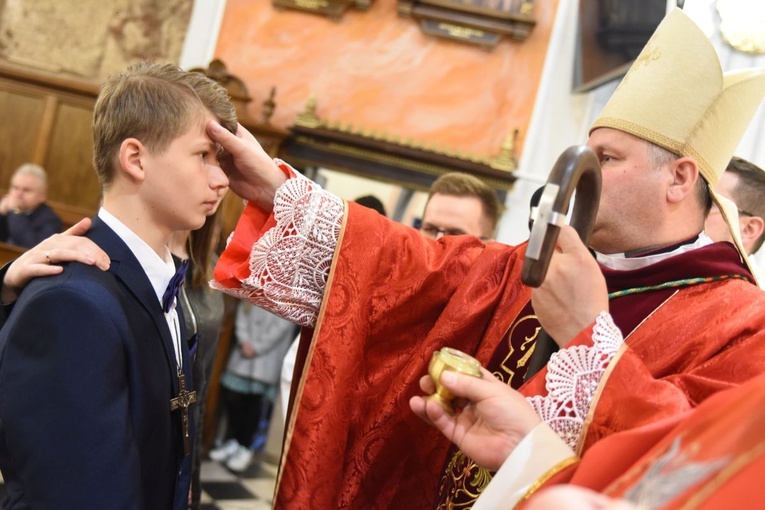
193, 108, 216, 128
186, 110, 219, 137
175, 123, 217, 155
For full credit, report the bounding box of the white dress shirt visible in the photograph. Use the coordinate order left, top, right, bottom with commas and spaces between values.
98, 208, 182, 366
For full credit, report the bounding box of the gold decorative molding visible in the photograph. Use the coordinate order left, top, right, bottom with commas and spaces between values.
272, 0, 373, 20
293, 95, 518, 171
295, 93, 321, 128
488, 129, 519, 171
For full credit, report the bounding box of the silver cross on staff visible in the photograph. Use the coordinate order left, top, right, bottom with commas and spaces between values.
170, 372, 197, 456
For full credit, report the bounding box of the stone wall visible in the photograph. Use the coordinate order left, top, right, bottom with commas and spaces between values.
0, 0, 192, 81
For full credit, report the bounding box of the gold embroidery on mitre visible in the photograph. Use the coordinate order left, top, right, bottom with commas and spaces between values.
633, 45, 662, 70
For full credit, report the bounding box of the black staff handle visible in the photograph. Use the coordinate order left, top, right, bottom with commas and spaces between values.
522, 145, 601, 381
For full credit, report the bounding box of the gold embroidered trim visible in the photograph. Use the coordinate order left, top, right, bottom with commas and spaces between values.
575, 290, 680, 455
514, 456, 580, 509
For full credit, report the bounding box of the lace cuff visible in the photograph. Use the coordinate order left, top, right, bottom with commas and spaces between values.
217, 168, 344, 327
526, 312, 623, 449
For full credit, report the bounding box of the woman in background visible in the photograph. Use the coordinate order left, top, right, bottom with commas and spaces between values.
208, 300, 296, 472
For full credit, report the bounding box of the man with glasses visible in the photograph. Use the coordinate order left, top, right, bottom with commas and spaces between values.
705, 157, 765, 285
705, 157, 765, 256
419, 172, 502, 242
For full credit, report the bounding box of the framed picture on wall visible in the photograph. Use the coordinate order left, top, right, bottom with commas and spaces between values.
574, 0, 668, 92
398, 0, 536, 47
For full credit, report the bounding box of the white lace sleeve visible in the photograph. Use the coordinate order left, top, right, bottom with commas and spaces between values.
526, 312, 624, 449
214, 167, 345, 327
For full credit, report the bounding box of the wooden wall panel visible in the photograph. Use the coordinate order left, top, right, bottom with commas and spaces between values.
0, 64, 100, 225
0, 87, 44, 185
44, 101, 100, 210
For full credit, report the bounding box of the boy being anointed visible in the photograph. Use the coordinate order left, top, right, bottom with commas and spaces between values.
0, 61, 235, 510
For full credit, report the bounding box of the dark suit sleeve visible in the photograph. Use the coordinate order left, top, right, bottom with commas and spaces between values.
0, 261, 14, 326
0, 283, 142, 509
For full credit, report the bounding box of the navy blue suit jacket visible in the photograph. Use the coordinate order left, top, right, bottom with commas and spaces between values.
0, 217, 193, 509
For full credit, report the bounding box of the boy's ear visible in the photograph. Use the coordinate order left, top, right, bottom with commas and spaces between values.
118, 138, 147, 183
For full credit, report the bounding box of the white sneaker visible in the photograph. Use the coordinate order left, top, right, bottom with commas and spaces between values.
208, 438, 239, 462
226, 444, 254, 473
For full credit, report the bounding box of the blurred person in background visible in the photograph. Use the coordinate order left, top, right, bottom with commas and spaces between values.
0, 163, 62, 248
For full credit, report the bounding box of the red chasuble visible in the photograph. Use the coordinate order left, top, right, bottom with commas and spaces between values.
215, 199, 765, 510
217, 202, 532, 509
523, 372, 765, 509
435, 239, 764, 509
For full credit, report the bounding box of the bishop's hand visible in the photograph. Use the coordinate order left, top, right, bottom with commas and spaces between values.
206, 121, 287, 211
409, 367, 541, 471
530, 226, 608, 348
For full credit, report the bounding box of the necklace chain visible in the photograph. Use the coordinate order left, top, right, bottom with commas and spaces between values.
170, 308, 183, 374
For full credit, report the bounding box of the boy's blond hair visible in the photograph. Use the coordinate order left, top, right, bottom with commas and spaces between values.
92, 61, 237, 187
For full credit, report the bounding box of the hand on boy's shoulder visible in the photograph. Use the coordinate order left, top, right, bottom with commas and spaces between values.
1, 218, 110, 304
